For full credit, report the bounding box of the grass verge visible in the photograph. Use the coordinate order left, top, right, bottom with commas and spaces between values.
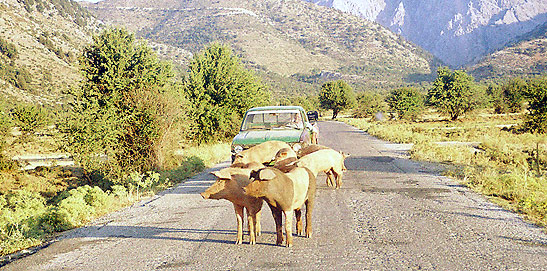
339, 117, 547, 229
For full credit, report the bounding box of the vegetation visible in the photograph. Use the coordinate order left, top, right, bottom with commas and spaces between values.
427, 67, 475, 120
524, 76, 547, 133
488, 77, 527, 114
385, 87, 424, 120
352, 91, 388, 119
319, 80, 356, 119
60, 28, 186, 185
182, 43, 270, 144
9, 104, 49, 138
340, 115, 547, 228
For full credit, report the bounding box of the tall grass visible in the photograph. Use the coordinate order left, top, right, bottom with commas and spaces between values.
340, 117, 547, 228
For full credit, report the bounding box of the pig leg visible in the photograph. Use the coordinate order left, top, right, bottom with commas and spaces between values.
295, 208, 303, 236
334, 169, 343, 189
284, 210, 294, 247
246, 209, 256, 245
233, 203, 244, 244
256, 209, 262, 236
325, 170, 335, 187
269, 205, 284, 245
305, 199, 314, 238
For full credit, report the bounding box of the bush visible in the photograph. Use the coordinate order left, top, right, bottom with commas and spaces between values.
385, 87, 424, 121
353, 91, 387, 119
60, 28, 186, 183
183, 43, 270, 143
10, 104, 48, 137
524, 76, 547, 133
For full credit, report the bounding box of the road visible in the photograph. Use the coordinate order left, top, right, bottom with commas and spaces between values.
3, 121, 547, 270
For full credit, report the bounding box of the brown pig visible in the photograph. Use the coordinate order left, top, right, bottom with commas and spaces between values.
296, 149, 349, 189
296, 144, 330, 158
200, 164, 264, 245
233, 141, 292, 165
244, 167, 316, 247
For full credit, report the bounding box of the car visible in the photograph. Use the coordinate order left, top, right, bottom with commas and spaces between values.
231, 106, 316, 162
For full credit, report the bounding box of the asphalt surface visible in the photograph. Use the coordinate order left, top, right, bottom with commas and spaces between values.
3, 121, 547, 270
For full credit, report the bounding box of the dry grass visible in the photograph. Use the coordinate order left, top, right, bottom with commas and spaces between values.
340, 113, 547, 228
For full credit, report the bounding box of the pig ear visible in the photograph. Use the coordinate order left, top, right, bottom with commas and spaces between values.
259, 169, 276, 181
211, 170, 231, 180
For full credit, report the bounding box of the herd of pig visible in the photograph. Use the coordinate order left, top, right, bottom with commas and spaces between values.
200, 141, 349, 247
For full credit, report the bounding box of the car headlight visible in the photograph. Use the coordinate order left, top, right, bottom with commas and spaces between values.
292, 143, 302, 152
233, 145, 243, 154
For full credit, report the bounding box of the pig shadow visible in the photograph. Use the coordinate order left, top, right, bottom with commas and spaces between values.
63, 225, 280, 247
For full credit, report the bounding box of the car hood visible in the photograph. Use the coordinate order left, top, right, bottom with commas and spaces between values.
232, 129, 302, 146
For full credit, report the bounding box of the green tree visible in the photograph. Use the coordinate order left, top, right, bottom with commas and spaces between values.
319, 80, 356, 119
524, 76, 547, 133
489, 78, 528, 114
60, 28, 185, 183
182, 43, 270, 144
385, 87, 424, 121
353, 91, 388, 119
427, 67, 475, 120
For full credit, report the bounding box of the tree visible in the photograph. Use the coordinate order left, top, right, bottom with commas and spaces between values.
353, 91, 388, 119
319, 80, 356, 119
427, 67, 474, 120
182, 43, 270, 144
385, 87, 424, 121
10, 104, 48, 137
60, 28, 185, 184
524, 76, 547, 133
489, 78, 527, 114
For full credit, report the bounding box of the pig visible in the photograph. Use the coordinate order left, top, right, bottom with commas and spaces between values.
200, 163, 265, 245
244, 167, 316, 247
296, 144, 330, 158
233, 141, 292, 165
296, 149, 349, 189
269, 147, 298, 172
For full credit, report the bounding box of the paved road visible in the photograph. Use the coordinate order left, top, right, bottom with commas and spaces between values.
3, 121, 547, 270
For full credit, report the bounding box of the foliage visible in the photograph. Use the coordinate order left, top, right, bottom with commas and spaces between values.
488, 78, 528, 114
427, 67, 475, 120
524, 76, 547, 133
278, 95, 320, 112
182, 43, 270, 144
385, 87, 424, 121
318, 80, 356, 119
352, 91, 388, 119
9, 104, 49, 137
60, 27, 185, 184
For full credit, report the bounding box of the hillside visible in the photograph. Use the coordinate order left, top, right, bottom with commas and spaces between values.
468, 22, 547, 80
0, 0, 98, 104
82, 0, 439, 95
305, 0, 547, 68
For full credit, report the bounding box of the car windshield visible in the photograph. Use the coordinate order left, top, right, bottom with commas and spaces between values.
241, 110, 304, 131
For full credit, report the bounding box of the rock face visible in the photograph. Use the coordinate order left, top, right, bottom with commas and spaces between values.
305, 0, 547, 67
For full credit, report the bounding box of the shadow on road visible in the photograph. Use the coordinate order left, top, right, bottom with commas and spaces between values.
65, 225, 279, 246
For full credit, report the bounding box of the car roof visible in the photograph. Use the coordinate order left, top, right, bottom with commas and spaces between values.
246, 106, 305, 112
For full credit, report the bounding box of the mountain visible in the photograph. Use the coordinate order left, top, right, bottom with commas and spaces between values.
82, 0, 440, 95
0, 0, 98, 104
304, 0, 547, 68
468, 21, 547, 80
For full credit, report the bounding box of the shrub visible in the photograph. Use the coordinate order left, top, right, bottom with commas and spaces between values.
60, 27, 186, 183
524, 76, 547, 133
353, 91, 387, 119
10, 104, 48, 137
182, 43, 270, 144
385, 87, 424, 121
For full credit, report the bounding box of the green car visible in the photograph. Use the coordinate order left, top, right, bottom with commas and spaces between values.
231, 106, 316, 161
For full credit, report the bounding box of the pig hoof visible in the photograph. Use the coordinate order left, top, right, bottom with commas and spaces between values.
286, 243, 293, 248
235, 240, 242, 245
306, 233, 312, 238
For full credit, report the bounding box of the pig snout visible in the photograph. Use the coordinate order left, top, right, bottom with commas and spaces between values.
200, 192, 210, 199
